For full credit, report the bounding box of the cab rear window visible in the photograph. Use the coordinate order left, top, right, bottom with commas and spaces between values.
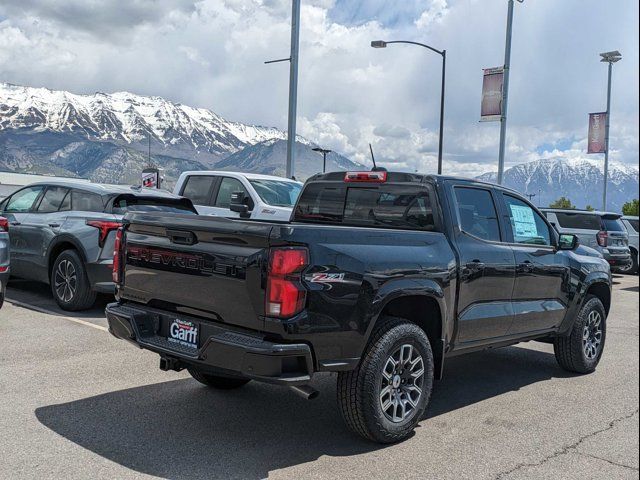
111, 196, 197, 215
293, 183, 436, 231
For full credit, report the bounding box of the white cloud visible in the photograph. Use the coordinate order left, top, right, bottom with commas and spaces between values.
0, 0, 638, 178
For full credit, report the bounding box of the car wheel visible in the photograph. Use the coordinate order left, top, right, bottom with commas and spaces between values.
51, 250, 97, 311
630, 250, 638, 275
188, 368, 251, 389
554, 295, 606, 374
337, 316, 434, 443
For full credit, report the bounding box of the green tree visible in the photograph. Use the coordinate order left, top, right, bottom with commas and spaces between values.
549, 197, 575, 209
585, 205, 595, 212
622, 199, 639, 216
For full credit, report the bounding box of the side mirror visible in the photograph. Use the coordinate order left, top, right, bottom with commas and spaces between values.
558, 233, 579, 250
229, 191, 250, 216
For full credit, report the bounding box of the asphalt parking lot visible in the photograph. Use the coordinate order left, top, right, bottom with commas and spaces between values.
1, 276, 638, 480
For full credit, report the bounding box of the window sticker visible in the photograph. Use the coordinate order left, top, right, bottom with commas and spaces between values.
510, 204, 538, 238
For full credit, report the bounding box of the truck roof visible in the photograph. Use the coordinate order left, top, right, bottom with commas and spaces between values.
179, 170, 302, 184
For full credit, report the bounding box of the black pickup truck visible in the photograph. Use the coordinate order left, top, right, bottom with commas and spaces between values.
106, 171, 612, 443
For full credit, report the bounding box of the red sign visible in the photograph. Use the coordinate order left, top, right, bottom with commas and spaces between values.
480, 67, 504, 122
587, 112, 607, 154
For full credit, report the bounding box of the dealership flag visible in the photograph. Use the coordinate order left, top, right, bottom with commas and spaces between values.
480, 67, 504, 122
587, 112, 607, 154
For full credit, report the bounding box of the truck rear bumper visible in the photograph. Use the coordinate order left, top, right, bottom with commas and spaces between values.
105, 302, 314, 386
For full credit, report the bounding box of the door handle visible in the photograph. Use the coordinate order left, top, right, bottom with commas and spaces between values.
518, 260, 534, 272
48, 223, 60, 228
465, 260, 486, 271
9, 221, 21, 226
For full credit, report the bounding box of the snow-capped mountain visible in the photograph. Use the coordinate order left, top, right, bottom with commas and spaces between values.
0, 83, 359, 185
478, 158, 639, 211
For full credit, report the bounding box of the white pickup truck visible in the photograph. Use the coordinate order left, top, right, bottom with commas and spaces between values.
173, 171, 302, 222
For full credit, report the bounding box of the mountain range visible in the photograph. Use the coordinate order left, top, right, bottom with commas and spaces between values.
0, 83, 637, 211
0, 83, 361, 186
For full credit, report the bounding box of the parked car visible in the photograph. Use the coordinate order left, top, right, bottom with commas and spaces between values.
621, 216, 638, 274
106, 171, 611, 443
541, 209, 632, 273
174, 171, 302, 221
0, 182, 196, 311
0, 216, 9, 309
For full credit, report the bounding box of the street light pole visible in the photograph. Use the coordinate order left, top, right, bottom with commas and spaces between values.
497, 0, 522, 185
598, 51, 621, 211
371, 40, 446, 174
312, 147, 332, 173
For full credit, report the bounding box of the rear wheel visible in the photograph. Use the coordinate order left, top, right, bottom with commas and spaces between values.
630, 250, 638, 275
337, 316, 434, 443
188, 368, 251, 389
51, 250, 96, 311
554, 295, 606, 374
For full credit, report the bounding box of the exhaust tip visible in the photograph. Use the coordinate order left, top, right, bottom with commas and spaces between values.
290, 384, 319, 400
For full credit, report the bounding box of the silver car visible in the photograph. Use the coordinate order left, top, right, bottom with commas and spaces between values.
0, 216, 9, 309
0, 182, 196, 311
621, 216, 639, 274
541, 209, 632, 273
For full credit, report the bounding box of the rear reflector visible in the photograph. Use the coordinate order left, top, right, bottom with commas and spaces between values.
266, 248, 309, 318
0, 266, 7, 273
112, 227, 123, 284
344, 171, 387, 183
0, 217, 8, 232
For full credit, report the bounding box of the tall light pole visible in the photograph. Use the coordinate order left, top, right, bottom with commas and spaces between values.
497, 0, 523, 185
312, 147, 332, 173
265, 0, 301, 179
599, 50, 622, 211
371, 40, 446, 174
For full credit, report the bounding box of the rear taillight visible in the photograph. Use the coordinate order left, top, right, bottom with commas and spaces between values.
344, 171, 387, 183
0, 217, 8, 232
86, 220, 121, 247
266, 247, 309, 318
596, 230, 608, 247
112, 227, 123, 284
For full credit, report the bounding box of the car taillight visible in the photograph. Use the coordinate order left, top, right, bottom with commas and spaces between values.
266, 247, 308, 318
86, 220, 121, 247
0, 217, 8, 232
112, 227, 123, 284
344, 171, 387, 183
596, 230, 608, 247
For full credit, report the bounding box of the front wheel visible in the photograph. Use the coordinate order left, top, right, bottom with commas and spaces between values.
554, 295, 606, 374
337, 316, 434, 443
188, 368, 251, 389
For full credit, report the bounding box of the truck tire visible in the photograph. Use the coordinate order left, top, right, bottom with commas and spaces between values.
51, 250, 97, 311
554, 295, 606, 374
337, 316, 434, 443
188, 368, 251, 389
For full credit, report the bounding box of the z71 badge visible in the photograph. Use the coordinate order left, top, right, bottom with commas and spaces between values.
308, 272, 346, 284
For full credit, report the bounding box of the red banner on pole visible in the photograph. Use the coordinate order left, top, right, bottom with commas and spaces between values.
480, 67, 504, 122
587, 112, 607, 154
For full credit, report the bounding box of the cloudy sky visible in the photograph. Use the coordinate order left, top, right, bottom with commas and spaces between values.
0, 0, 638, 175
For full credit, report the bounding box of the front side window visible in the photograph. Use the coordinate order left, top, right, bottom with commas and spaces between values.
5, 186, 44, 213
72, 190, 104, 212
503, 195, 551, 246
37, 187, 70, 213
454, 187, 501, 242
215, 177, 245, 208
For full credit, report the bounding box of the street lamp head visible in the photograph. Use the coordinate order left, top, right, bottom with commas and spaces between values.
371, 40, 387, 49
600, 50, 622, 63
312, 147, 331, 154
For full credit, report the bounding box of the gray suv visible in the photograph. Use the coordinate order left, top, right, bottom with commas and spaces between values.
0, 216, 8, 309
0, 182, 196, 311
542, 209, 632, 273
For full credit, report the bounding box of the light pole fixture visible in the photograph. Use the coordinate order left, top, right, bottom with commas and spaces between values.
599, 50, 622, 211
312, 147, 332, 173
370, 39, 446, 175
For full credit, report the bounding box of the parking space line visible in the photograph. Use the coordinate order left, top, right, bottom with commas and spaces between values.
5, 298, 109, 332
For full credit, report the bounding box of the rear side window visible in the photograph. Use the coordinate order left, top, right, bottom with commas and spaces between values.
554, 212, 601, 230
602, 217, 624, 232
72, 190, 104, 212
181, 176, 216, 205
294, 183, 436, 231
37, 187, 69, 213
454, 187, 501, 242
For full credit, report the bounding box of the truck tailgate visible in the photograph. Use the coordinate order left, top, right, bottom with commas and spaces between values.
119, 213, 272, 330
